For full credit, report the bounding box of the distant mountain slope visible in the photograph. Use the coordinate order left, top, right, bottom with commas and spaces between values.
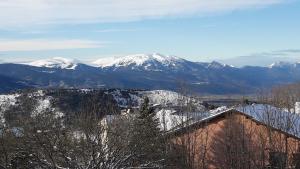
93, 53, 190, 71
0, 74, 31, 93
1, 54, 300, 94
23, 57, 78, 69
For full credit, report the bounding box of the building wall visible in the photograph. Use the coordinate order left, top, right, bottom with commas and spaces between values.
171, 112, 300, 169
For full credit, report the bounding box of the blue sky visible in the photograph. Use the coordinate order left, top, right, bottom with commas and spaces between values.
0, 0, 299, 66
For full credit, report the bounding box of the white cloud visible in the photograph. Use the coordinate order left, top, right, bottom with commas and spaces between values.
220, 49, 300, 67
0, 0, 285, 28
0, 39, 104, 51
95, 29, 138, 33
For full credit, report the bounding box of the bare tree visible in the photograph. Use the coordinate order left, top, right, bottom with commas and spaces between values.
168, 85, 210, 169
255, 83, 300, 169
210, 114, 260, 169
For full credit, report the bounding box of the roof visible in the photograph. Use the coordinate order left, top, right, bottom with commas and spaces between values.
168, 104, 300, 140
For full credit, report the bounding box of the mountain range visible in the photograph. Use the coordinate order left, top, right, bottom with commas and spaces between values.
1, 53, 300, 94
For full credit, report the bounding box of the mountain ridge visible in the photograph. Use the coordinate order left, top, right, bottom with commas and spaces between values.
15, 53, 298, 70
1, 53, 300, 94
22, 57, 78, 70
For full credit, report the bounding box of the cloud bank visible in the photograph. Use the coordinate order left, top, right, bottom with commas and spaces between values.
221, 49, 300, 67
0, 39, 103, 52
0, 0, 284, 28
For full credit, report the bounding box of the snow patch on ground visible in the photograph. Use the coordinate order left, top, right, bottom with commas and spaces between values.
31, 97, 52, 117
31, 96, 64, 118
0, 94, 19, 109
209, 106, 228, 114
295, 102, 300, 114
141, 90, 205, 111
140, 90, 182, 106
0, 94, 20, 124
108, 89, 205, 111
128, 93, 143, 107
156, 109, 188, 131
110, 90, 130, 107
110, 89, 180, 108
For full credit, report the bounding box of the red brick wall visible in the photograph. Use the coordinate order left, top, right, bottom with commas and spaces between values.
171, 113, 300, 169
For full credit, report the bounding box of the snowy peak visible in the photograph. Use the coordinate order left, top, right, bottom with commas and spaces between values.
23, 57, 78, 70
269, 61, 291, 68
92, 53, 185, 70
268, 61, 300, 69
207, 61, 227, 69
201, 61, 233, 69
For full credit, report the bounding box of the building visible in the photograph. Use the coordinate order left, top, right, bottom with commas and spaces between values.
169, 104, 300, 169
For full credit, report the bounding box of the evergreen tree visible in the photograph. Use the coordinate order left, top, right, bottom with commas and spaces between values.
129, 97, 165, 167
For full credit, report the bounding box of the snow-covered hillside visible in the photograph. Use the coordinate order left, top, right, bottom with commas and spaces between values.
0, 93, 19, 124
0, 89, 206, 126
140, 90, 202, 107
1, 89, 191, 117
0, 90, 61, 125
108, 89, 205, 111
92, 53, 185, 71
22, 57, 78, 69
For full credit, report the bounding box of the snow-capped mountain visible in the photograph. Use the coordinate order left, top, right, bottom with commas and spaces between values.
205, 61, 234, 69
23, 57, 78, 70
269, 61, 300, 69
93, 53, 187, 71
1, 53, 300, 94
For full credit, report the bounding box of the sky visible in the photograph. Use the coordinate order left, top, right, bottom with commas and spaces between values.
0, 0, 300, 66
